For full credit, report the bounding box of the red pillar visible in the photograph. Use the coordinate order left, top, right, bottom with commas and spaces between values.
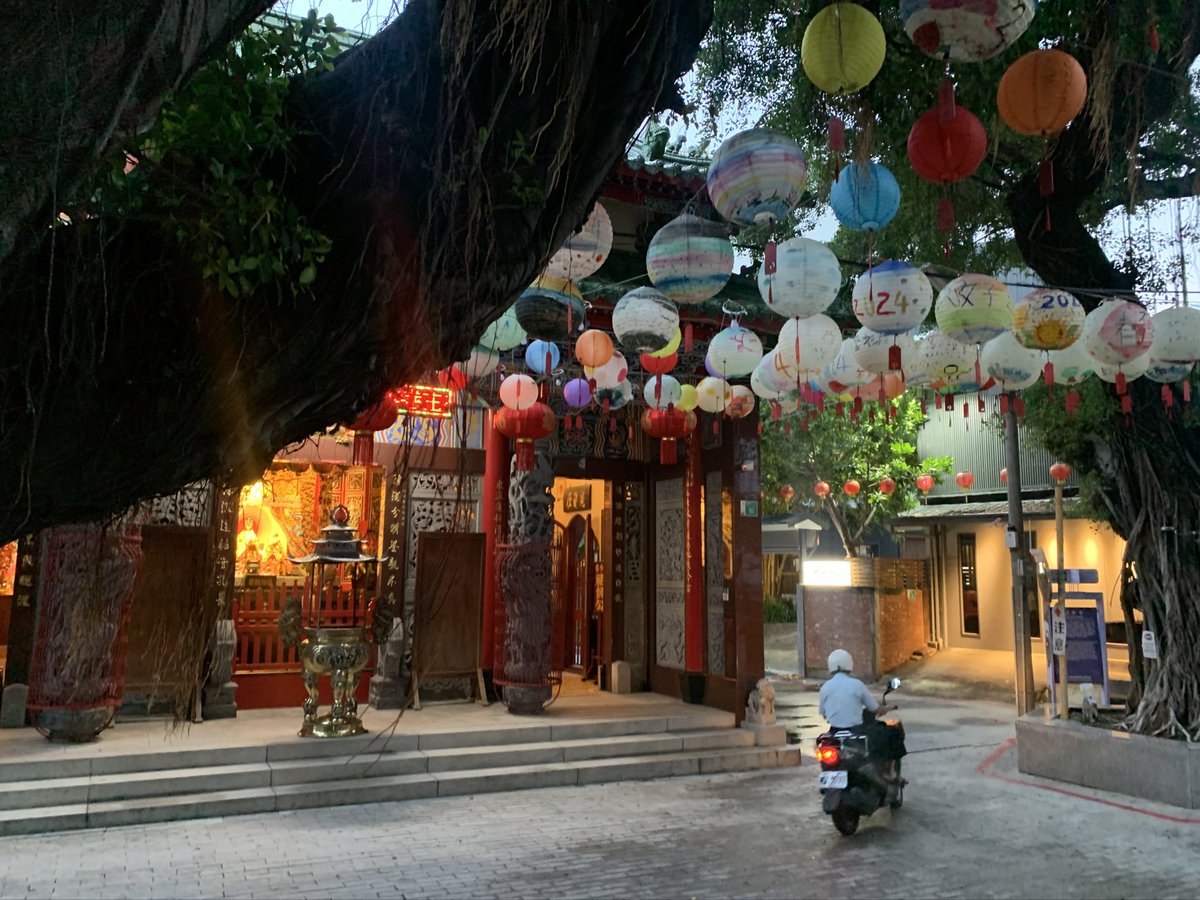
684, 428, 705, 673
481, 412, 508, 670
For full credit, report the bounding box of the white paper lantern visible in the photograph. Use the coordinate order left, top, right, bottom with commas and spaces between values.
643, 374, 684, 410
1012, 288, 1085, 351
935, 274, 1013, 346
596, 379, 634, 410
706, 324, 764, 378
1147, 361, 1195, 384
479, 308, 526, 352
754, 349, 798, 397
1093, 350, 1151, 384
920, 330, 979, 391
1150, 306, 1200, 364
461, 345, 500, 379
981, 331, 1042, 390
499, 373, 538, 410
852, 327, 919, 375
751, 365, 783, 400
544, 202, 612, 280
584, 350, 628, 390
757, 237, 842, 319
696, 376, 733, 413
646, 213, 734, 304
852, 260, 933, 334
1047, 339, 1095, 385
726, 385, 756, 419
775, 314, 842, 378
822, 338, 874, 393
1082, 299, 1154, 366
612, 287, 679, 353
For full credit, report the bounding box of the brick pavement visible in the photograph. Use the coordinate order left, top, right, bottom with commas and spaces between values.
1, 696, 1198, 899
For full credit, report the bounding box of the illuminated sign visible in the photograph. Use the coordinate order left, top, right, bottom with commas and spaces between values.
387, 385, 454, 419
802, 559, 852, 588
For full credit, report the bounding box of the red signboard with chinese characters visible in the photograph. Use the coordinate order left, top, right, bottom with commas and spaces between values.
387, 385, 454, 419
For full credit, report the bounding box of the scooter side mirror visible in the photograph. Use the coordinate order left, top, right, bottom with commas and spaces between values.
889, 677, 901, 690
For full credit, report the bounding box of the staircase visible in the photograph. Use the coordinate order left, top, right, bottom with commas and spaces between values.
0, 714, 799, 835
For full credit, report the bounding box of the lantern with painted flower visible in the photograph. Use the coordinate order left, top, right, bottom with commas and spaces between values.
1082, 299, 1154, 367
514, 276, 585, 341
585, 350, 628, 391
544, 202, 612, 281
830, 162, 901, 233
641, 407, 697, 465
902, 0, 1035, 61
706, 129, 809, 228
494, 403, 557, 472
1012, 288, 1085, 384
706, 323, 764, 379
758, 237, 842, 319
612, 287, 678, 353
801, 3, 886, 95
646, 213, 734, 304
852, 260, 933, 335
696, 376, 733, 414
935, 274, 1013, 346
726, 385, 756, 419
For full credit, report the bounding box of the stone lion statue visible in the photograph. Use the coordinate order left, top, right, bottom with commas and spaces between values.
745, 677, 777, 725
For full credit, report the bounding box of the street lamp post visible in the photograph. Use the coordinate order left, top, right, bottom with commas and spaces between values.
1050, 461, 1073, 719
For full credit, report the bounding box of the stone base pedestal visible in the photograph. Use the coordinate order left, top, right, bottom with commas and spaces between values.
368, 673, 407, 709
505, 684, 551, 715
741, 721, 788, 747
368, 620, 406, 710
201, 620, 238, 720
611, 661, 633, 694
202, 681, 238, 720
0, 684, 28, 728
34, 707, 113, 743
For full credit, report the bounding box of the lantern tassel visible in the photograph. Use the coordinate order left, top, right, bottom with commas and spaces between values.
1044, 361, 1055, 386
1066, 390, 1081, 416
889, 343, 903, 371
829, 116, 845, 180
352, 431, 375, 467
937, 195, 955, 234
771, 402, 781, 421
1184, 381, 1193, 404
1000, 394, 1009, 415
920, 396, 927, 415
514, 439, 535, 472
1014, 397, 1026, 418
836, 401, 844, 418
978, 395, 986, 413
1116, 371, 1128, 395
817, 392, 825, 413
1163, 383, 1174, 416
683, 323, 694, 352
938, 75, 956, 124
660, 438, 676, 465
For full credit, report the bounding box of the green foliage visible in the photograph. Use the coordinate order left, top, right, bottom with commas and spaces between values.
762, 595, 796, 623
760, 393, 952, 554
93, 10, 345, 301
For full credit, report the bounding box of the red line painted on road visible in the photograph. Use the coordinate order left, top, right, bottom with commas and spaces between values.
977, 738, 1200, 824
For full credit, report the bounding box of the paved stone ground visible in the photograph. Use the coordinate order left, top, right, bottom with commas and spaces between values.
2, 695, 1199, 900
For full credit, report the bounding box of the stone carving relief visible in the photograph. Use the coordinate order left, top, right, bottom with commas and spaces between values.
623, 483, 645, 672
705, 470, 725, 675
655, 478, 685, 671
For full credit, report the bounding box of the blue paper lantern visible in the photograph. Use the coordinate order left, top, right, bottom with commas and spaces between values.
525, 339, 561, 374
830, 162, 901, 232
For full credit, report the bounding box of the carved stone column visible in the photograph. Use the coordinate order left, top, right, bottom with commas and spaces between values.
201, 619, 238, 719
369, 618, 406, 709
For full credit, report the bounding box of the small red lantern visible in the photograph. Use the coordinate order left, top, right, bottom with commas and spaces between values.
955, 471, 975, 491
814, 481, 831, 499
843, 480, 861, 497
878, 477, 896, 496
1050, 461, 1072, 484
640, 407, 696, 465
493, 402, 557, 471
436, 365, 468, 390
346, 398, 399, 466
1000, 467, 1008, 485
916, 474, 934, 494
640, 351, 679, 376
779, 484, 796, 504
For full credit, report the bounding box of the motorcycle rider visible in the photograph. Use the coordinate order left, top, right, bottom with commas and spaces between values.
818, 649, 906, 795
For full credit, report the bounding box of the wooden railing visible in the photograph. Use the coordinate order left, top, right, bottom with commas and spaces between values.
231, 584, 371, 674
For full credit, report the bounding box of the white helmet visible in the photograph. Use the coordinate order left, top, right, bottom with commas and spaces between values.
828, 649, 854, 674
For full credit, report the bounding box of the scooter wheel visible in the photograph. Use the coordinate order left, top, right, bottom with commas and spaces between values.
889, 760, 904, 809
832, 807, 859, 836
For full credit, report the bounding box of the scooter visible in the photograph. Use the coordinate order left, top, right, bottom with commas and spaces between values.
814, 676, 905, 836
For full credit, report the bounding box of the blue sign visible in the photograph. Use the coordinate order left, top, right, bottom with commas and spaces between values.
1046, 568, 1100, 585
1047, 598, 1109, 706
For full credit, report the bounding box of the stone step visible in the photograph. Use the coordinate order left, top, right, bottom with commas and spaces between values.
0, 743, 799, 836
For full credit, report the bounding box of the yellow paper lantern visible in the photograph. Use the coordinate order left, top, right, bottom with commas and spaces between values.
801, 3, 886, 95
677, 383, 699, 412
650, 329, 682, 358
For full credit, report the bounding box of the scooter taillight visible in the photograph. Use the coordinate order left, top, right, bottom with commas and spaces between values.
815, 744, 840, 766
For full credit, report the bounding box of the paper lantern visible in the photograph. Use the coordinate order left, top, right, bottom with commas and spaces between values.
1150, 306, 1200, 364
852, 260, 933, 335
1047, 339, 1095, 385
1146, 361, 1195, 384
641, 351, 678, 376
830, 162, 901, 232
753, 350, 795, 397
757, 237, 842, 319
499, 373, 538, 410
920, 330, 978, 391
643, 374, 683, 410
935, 274, 1013, 346
514, 276, 585, 341
677, 384, 699, 412
612, 287, 679, 353
1012, 289, 1085, 351
646, 213, 734, 304
997, 49, 1087, 138
981, 331, 1042, 390
596, 379, 634, 410
544, 202, 612, 281
843, 479, 861, 497
461, 345, 500, 379
879, 477, 896, 495
775, 315, 843, 383
524, 339, 560, 375
706, 129, 809, 227
436, 365, 469, 391
955, 471, 974, 491
814, 481, 831, 498
726, 385, 756, 419
902, 0, 1036, 61
1093, 350, 1151, 384
563, 378, 592, 409
1082, 299, 1154, 367
801, 3, 886, 95
916, 474, 934, 494
585, 350, 628, 390
493, 403, 557, 471
779, 484, 796, 503
641, 407, 696, 465
706, 324, 764, 379
751, 365, 784, 401
650, 329, 682, 358
852, 327, 919, 376
907, 106, 987, 184
479, 308, 526, 352
1049, 462, 1072, 484
575, 329, 614, 368
823, 337, 874, 393
696, 376, 733, 413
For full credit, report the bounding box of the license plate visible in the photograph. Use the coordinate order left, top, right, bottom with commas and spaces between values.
819, 770, 848, 789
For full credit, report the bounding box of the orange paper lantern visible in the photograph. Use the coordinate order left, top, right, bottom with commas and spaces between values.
843, 479, 861, 496
814, 480, 831, 498
575, 329, 614, 368
1050, 461, 1072, 484
996, 49, 1087, 137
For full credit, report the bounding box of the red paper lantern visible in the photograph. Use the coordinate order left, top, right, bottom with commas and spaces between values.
640, 407, 696, 465
916, 474, 934, 494
640, 351, 679, 376
436, 365, 469, 390
907, 105, 987, 232
1000, 467, 1008, 485
814, 480, 831, 499
878, 477, 896, 495
843, 479, 861, 497
779, 484, 796, 503
1049, 461, 1072, 484
346, 398, 399, 466
955, 471, 974, 491
493, 402, 557, 471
